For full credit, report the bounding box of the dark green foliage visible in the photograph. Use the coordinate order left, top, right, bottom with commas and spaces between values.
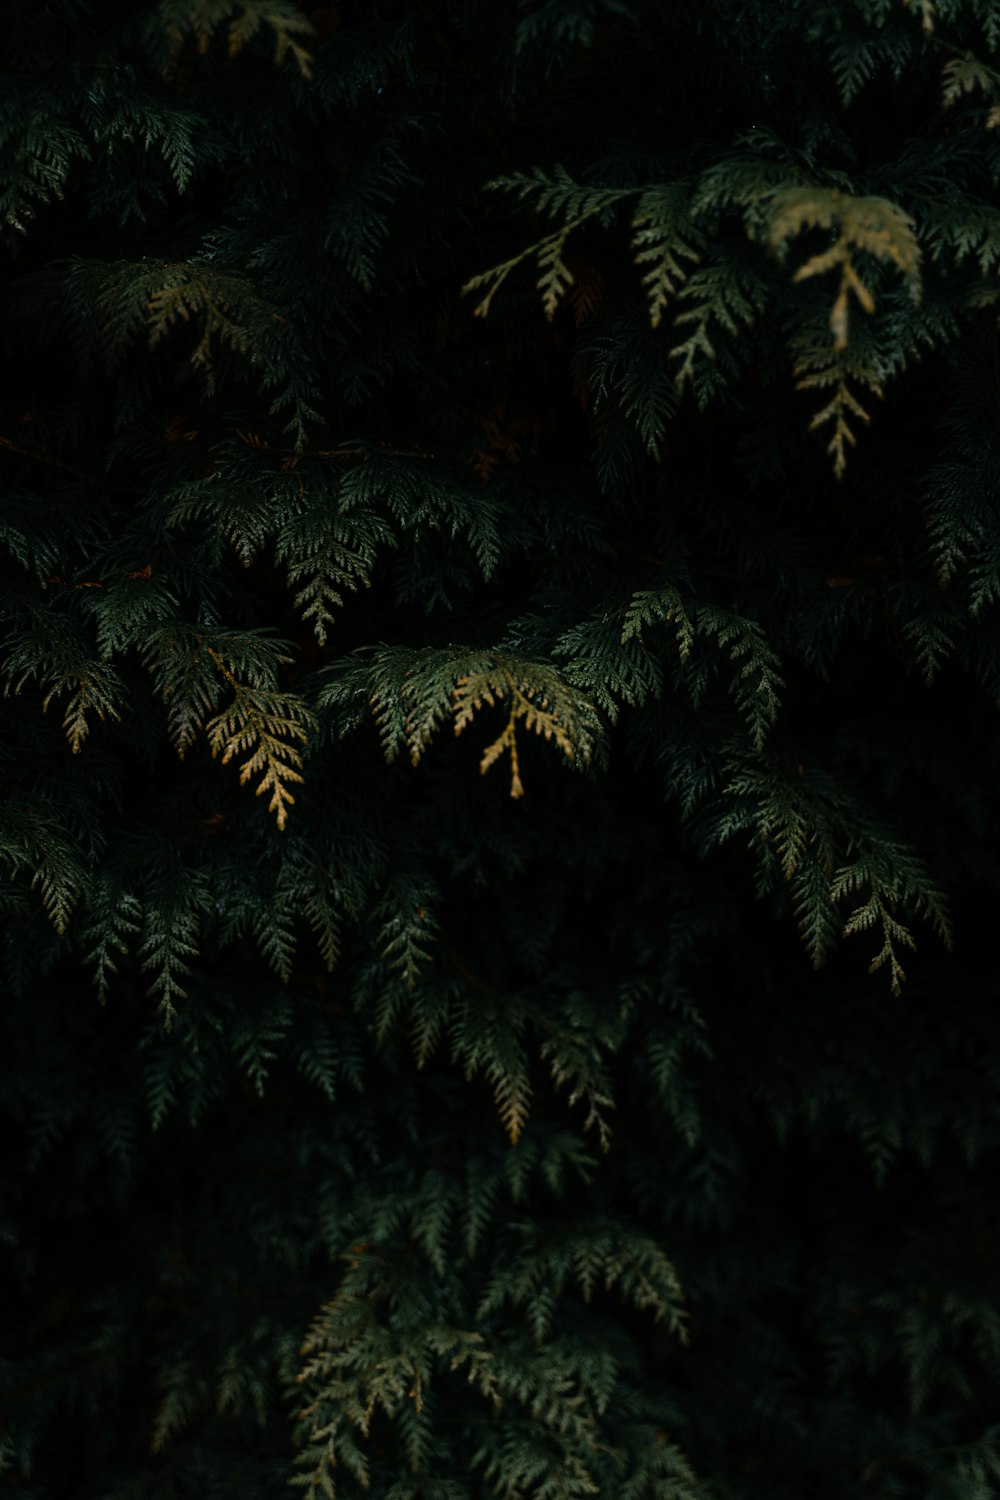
4, 1, 1000, 1496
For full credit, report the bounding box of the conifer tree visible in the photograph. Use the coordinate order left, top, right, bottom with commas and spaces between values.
4, 2, 1000, 1497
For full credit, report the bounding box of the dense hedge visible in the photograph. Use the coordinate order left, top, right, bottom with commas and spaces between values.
4, 3, 1000, 1497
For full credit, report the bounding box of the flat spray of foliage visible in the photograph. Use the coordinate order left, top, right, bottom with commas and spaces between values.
4, 1, 1000, 1497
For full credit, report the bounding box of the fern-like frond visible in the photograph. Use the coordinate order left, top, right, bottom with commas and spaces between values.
318, 647, 602, 797
275, 501, 389, 646
229, 989, 294, 1094
462, 169, 634, 319
204, 672, 315, 831
450, 991, 533, 1145
476, 1217, 687, 1341
2, 612, 126, 753
150, 0, 315, 78
147, 265, 277, 388
941, 51, 1000, 123
139, 859, 210, 1023
81, 872, 142, 1001
554, 612, 663, 723
0, 795, 90, 936
622, 588, 783, 749
766, 186, 922, 351
0, 85, 91, 233
142, 624, 226, 757
373, 874, 439, 994
832, 832, 952, 997
453, 658, 599, 798
143, 626, 314, 824
789, 318, 886, 477
536, 1018, 615, 1153
715, 758, 952, 992
630, 185, 702, 328
669, 254, 769, 398
294, 1260, 499, 1500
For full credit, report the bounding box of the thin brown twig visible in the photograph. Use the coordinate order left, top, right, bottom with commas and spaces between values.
0, 434, 144, 494
235, 430, 435, 461
0, 434, 87, 477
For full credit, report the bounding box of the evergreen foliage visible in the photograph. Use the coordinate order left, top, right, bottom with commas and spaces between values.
4, 1, 1000, 1497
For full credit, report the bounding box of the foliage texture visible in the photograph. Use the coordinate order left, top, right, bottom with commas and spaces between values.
4, 1, 1000, 1497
